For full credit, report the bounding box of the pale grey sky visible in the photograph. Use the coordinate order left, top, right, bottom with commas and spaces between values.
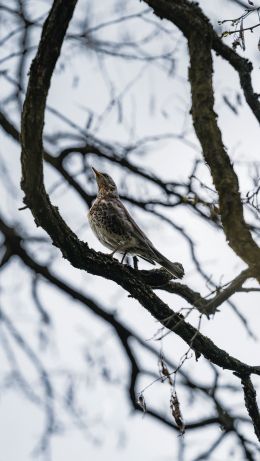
0, 1, 260, 460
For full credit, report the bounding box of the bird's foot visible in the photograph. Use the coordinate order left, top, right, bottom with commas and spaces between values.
121, 251, 127, 264
133, 256, 139, 270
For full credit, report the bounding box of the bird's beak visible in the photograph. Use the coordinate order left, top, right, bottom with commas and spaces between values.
92, 167, 102, 178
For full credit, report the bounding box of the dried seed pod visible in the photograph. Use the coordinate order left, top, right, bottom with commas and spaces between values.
137, 393, 146, 413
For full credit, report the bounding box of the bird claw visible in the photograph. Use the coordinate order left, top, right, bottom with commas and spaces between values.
133, 256, 139, 270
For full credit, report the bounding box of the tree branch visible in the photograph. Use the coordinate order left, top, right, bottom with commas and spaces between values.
1, 214, 260, 381
0, 215, 251, 436
239, 374, 260, 443
143, 0, 260, 277
162, 268, 252, 315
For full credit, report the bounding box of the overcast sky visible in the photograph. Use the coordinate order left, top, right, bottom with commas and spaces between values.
1, 1, 260, 460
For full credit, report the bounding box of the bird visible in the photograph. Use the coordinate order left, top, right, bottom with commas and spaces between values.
88, 168, 184, 279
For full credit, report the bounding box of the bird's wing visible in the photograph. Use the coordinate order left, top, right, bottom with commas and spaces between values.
109, 199, 155, 248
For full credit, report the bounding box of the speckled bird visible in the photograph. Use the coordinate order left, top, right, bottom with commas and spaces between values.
88, 168, 184, 279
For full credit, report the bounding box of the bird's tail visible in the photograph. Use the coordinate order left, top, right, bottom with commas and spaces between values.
152, 248, 184, 279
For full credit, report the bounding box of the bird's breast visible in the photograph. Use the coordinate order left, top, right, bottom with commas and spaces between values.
88, 198, 129, 250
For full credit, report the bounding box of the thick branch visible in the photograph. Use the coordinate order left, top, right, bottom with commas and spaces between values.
19, 0, 260, 386
143, 0, 260, 125
3, 107, 252, 313
240, 375, 260, 442
143, 0, 260, 277
0, 216, 252, 435
2, 214, 260, 382
188, 32, 260, 274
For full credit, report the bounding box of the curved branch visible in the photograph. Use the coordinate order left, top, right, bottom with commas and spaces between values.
188, 31, 260, 274
2, 213, 260, 381
143, 0, 260, 277
239, 374, 260, 442
143, 0, 260, 124
0, 216, 251, 436
19, 0, 260, 379
162, 268, 251, 315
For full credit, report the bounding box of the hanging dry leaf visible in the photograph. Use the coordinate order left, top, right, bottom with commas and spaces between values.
170, 390, 185, 435
159, 355, 173, 386
239, 19, 245, 51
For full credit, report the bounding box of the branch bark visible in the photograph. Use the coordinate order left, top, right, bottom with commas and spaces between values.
19, 0, 260, 383
240, 375, 260, 442
2, 214, 260, 381
143, 0, 260, 278
143, 0, 260, 124
0, 215, 253, 436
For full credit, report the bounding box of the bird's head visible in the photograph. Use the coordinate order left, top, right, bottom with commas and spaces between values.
92, 168, 119, 197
